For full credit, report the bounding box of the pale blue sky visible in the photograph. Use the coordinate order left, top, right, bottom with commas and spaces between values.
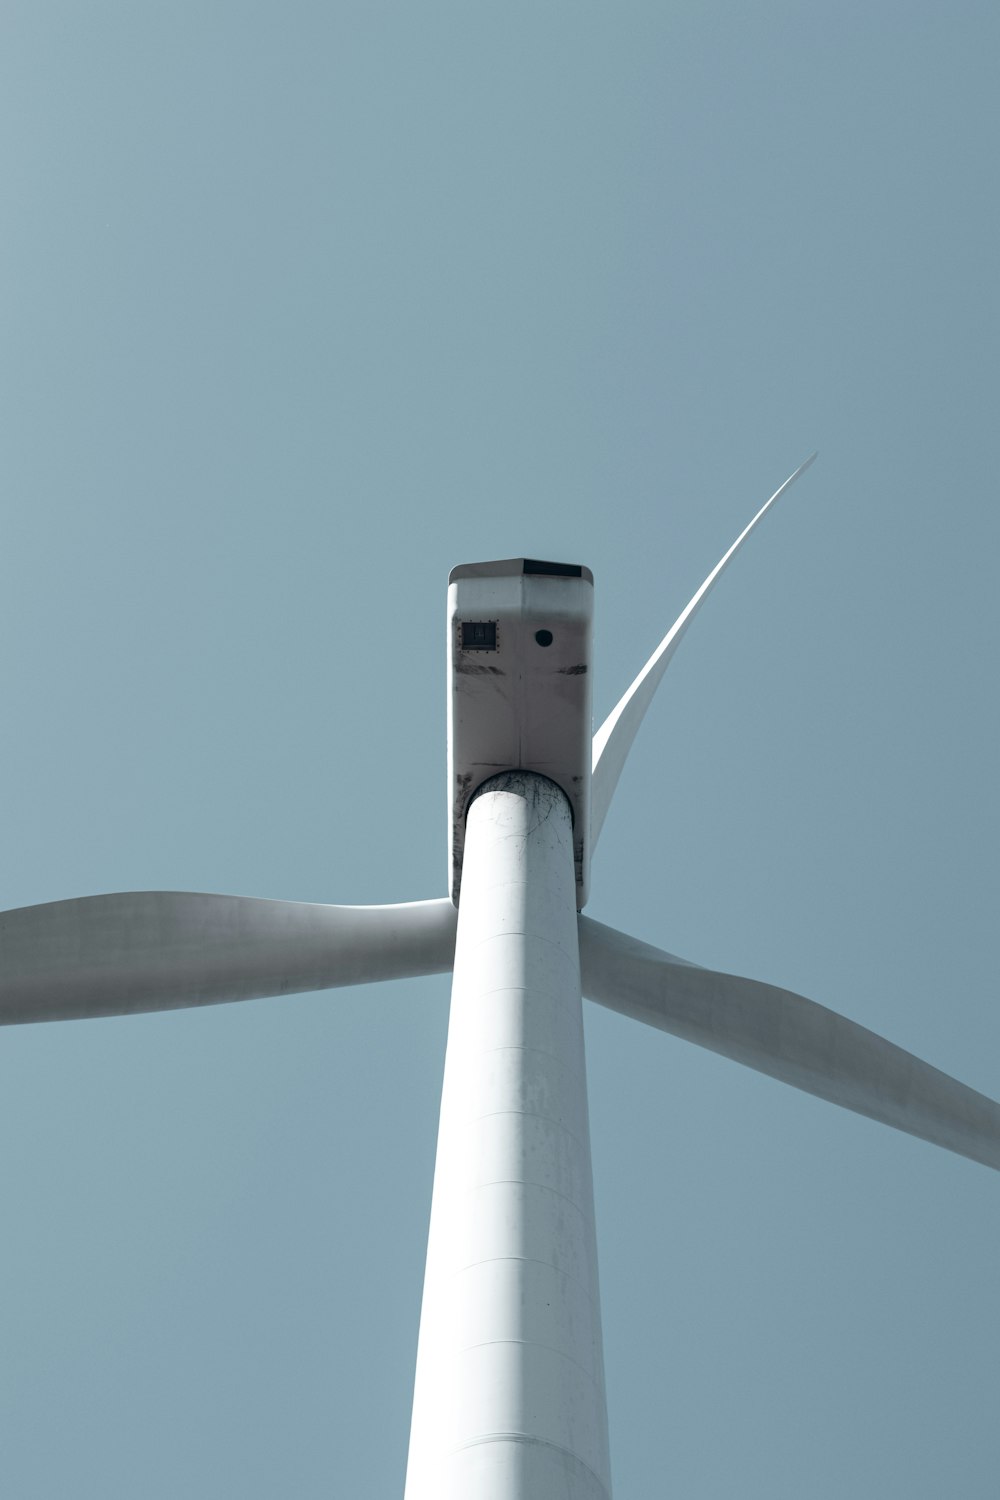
1, 5, 998, 1496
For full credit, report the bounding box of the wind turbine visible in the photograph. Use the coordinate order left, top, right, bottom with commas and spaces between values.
2, 457, 997, 1500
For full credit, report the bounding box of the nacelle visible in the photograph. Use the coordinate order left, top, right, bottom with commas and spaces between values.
448, 558, 593, 907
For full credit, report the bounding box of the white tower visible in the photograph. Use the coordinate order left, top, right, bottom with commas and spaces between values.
406, 774, 610, 1498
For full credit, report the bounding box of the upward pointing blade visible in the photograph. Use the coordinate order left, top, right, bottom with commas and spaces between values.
591, 454, 817, 847
0, 891, 457, 1025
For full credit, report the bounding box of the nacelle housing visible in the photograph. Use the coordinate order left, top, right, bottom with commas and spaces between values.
447, 558, 593, 906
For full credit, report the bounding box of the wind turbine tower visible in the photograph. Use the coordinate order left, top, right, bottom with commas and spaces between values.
3, 457, 997, 1499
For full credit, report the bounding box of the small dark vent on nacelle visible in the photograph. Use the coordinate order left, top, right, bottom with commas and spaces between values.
523, 559, 584, 579
461, 621, 498, 651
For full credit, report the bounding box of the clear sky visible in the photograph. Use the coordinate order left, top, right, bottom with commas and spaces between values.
1, 4, 997, 1496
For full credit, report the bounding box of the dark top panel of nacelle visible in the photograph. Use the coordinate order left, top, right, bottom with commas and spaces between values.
449, 558, 594, 585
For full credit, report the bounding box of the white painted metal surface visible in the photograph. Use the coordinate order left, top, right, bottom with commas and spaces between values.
406, 772, 611, 1500
448, 560, 594, 905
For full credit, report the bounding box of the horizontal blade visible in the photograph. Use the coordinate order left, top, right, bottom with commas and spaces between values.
591, 454, 817, 848
0, 892, 457, 1025
579, 915, 1000, 1172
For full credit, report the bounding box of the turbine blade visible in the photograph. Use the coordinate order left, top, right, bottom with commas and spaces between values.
591, 454, 817, 847
579, 916, 1000, 1172
0, 892, 457, 1025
